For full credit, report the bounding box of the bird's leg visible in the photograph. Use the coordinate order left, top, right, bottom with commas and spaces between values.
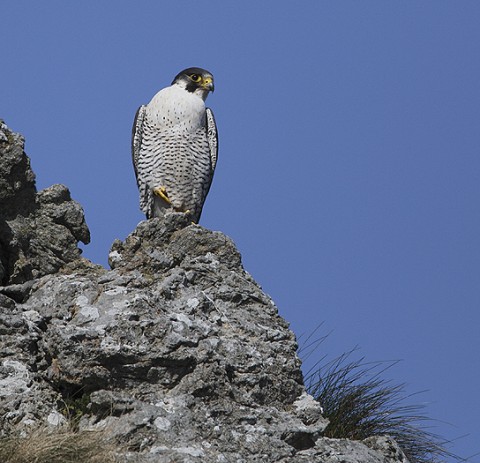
152, 186, 172, 205
183, 211, 196, 225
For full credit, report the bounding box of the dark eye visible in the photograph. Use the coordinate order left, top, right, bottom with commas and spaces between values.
190, 74, 201, 82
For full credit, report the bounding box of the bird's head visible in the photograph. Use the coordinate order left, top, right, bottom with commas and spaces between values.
172, 67, 214, 101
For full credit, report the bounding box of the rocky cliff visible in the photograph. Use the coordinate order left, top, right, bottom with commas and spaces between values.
0, 120, 408, 462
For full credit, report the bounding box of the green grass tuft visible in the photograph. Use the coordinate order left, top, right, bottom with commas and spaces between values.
300, 330, 465, 463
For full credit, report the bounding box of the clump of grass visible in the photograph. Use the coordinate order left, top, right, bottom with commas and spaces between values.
0, 426, 119, 463
59, 391, 92, 430
299, 330, 462, 463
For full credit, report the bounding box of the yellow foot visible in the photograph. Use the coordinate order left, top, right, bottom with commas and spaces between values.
152, 186, 172, 205
173, 208, 195, 224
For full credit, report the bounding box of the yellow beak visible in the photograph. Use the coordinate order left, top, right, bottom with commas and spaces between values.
202, 77, 214, 92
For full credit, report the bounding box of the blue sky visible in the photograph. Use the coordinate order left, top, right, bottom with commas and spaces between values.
2, 2, 479, 460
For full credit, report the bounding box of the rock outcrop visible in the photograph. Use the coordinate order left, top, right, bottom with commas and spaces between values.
0, 121, 408, 462
0, 120, 90, 291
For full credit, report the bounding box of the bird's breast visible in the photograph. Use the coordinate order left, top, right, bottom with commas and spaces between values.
147, 86, 206, 132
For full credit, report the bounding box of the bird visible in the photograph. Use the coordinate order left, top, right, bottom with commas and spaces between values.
131, 67, 218, 223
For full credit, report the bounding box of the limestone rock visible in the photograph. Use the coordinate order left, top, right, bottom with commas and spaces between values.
0, 120, 409, 462
0, 216, 408, 462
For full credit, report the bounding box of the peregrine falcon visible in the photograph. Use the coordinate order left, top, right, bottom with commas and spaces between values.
132, 67, 218, 223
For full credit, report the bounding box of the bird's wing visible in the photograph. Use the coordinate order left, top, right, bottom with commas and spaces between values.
131, 105, 147, 184
195, 107, 218, 222
206, 107, 218, 172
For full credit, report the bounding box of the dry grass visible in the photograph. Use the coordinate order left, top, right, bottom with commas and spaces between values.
0, 426, 119, 463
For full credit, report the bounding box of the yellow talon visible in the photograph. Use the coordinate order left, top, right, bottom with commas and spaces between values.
152, 189, 194, 220
153, 186, 172, 205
